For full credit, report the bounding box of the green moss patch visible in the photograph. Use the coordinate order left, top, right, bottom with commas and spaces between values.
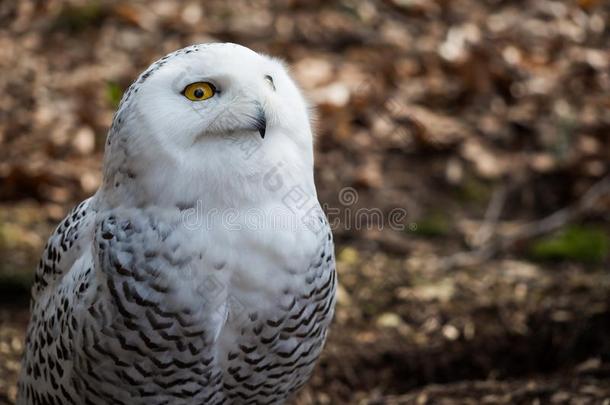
528, 225, 610, 265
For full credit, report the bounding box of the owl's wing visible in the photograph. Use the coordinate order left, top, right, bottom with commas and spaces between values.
31, 198, 96, 301
73, 208, 228, 403
21, 206, 228, 405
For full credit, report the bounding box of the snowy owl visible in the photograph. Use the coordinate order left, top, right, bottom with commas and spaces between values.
18, 43, 336, 405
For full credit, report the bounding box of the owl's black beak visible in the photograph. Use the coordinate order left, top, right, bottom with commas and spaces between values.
255, 108, 267, 139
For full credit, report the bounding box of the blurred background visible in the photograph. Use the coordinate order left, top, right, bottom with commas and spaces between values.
1, 0, 610, 403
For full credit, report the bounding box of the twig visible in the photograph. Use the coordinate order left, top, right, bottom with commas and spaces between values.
471, 183, 508, 248
441, 174, 610, 270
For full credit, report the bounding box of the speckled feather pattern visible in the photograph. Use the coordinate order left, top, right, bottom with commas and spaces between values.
17, 43, 336, 405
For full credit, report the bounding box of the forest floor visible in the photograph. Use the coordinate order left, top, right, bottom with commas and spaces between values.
1, 0, 610, 403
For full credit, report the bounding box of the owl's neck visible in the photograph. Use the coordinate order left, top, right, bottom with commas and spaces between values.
97, 127, 316, 213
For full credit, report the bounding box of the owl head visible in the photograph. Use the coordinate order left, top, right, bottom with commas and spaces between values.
101, 43, 316, 208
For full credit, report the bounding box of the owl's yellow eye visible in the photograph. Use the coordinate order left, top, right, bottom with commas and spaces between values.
182, 82, 216, 101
